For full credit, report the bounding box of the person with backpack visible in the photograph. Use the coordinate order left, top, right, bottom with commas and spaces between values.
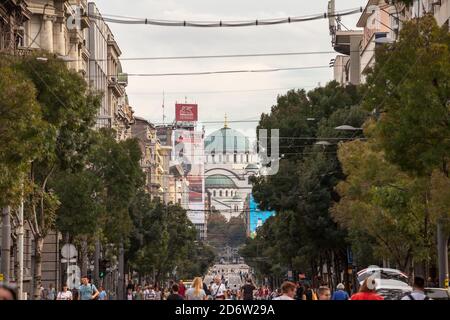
78, 276, 99, 300
56, 284, 73, 300
402, 277, 431, 300
211, 276, 226, 300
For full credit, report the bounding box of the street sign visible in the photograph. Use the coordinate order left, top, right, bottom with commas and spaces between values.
61, 258, 78, 263
347, 247, 353, 265
66, 265, 81, 290
287, 270, 293, 280
61, 244, 78, 260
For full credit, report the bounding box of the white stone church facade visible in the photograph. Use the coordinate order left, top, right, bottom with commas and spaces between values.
204, 123, 259, 221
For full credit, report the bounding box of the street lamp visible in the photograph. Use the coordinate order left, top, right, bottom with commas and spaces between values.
335, 125, 363, 131
315, 141, 332, 146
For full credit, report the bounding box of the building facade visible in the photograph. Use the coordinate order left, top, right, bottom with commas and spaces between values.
0, 0, 30, 52
131, 117, 167, 199
329, 0, 450, 86
24, 1, 90, 75
204, 122, 259, 221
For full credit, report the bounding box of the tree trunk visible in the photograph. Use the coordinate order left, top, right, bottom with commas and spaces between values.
80, 237, 89, 277
33, 236, 44, 300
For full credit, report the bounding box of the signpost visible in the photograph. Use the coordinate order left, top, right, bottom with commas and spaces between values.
61, 244, 79, 289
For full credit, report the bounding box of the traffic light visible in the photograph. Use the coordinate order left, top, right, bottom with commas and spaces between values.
99, 259, 107, 279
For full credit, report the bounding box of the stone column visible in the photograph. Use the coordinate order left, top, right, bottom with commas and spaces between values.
54, 17, 66, 56
41, 15, 55, 52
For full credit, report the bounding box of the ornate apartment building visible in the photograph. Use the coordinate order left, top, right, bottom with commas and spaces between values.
329, 0, 450, 86
0, 0, 30, 52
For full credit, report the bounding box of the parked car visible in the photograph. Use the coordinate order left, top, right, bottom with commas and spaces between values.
424, 288, 450, 300
373, 279, 412, 300
357, 267, 409, 285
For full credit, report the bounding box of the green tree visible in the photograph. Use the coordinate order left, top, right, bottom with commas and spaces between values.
14, 53, 100, 298
332, 139, 432, 273
363, 15, 450, 281
245, 83, 366, 284
0, 58, 42, 208
129, 199, 204, 283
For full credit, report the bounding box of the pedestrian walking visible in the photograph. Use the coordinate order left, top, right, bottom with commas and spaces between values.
126, 288, 134, 300
273, 281, 296, 300
331, 283, 349, 300
295, 282, 304, 300
302, 283, 317, 300
46, 284, 56, 300
186, 277, 207, 300
144, 285, 156, 300
56, 284, 73, 300
241, 278, 256, 301
211, 276, 226, 300
350, 276, 383, 300
98, 286, 107, 300
402, 277, 431, 300
78, 276, 99, 300
318, 286, 331, 300
167, 284, 184, 300
133, 285, 144, 300
178, 280, 186, 298
154, 285, 162, 300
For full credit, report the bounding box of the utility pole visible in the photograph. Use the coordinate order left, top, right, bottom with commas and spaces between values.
437, 221, 449, 288
17, 195, 24, 299
94, 239, 100, 287
118, 242, 124, 300
1, 207, 11, 283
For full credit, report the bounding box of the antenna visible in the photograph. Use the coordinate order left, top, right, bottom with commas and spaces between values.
328, 0, 336, 35
162, 90, 166, 125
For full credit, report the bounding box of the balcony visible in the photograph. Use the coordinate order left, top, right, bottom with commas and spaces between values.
108, 76, 125, 97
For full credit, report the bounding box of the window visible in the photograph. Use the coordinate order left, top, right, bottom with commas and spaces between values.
226, 190, 228, 197
212, 153, 215, 164
219, 190, 223, 197
234, 152, 237, 163
213, 190, 216, 197
246, 153, 249, 163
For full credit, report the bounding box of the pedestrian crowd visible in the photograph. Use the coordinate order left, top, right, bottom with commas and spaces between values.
0, 274, 433, 301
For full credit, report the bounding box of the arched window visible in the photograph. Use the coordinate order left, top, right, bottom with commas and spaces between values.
219, 190, 223, 197
234, 152, 237, 163
213, 190, 216, 197
225, 190, 228, 197
246, 153, 249, 163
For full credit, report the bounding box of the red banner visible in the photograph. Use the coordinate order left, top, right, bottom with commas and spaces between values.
175, 104, 198, 122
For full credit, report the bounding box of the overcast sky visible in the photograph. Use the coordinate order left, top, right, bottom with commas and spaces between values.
94, 0, 365, 137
